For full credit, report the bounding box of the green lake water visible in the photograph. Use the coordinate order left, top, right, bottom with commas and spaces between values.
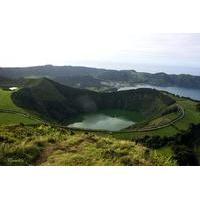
67, 110, 144, 131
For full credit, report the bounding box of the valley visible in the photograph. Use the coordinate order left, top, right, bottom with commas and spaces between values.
0, 66, 200, 166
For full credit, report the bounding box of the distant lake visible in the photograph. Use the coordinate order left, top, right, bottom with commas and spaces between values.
67, 110, 144, 131
118, 85, 200, 101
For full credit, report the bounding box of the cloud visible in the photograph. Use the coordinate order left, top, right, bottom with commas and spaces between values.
0, 0, 200, 74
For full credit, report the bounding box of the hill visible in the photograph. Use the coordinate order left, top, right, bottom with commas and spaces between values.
11, 78, 175, 122
1, 65, 200, 89
0, 76, 25, 89
0, 77, 199, 165
0, 88, 42, 125
0, 124, 175, 166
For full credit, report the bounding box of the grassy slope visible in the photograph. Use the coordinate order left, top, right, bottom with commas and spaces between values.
1, 84, 199, 138
0, 85, 198, 165
0, 89, 41, 125
0, 88, 23, 111
0, 125, 175, 166
173, 97, 200, 131
12, 78, 175, 122
97, 95, 200, 140
0, 113, 40, 125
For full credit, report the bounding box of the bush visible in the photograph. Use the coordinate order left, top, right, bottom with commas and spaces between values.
172, 145, 198, 166
19, 122, 25, 127
70, 131, 75, 135
48, 138, 56, 143
135, 135, 170, 149
120, 156, 135, 166
197, 103, 200, 112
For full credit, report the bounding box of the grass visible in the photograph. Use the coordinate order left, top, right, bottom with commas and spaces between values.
95, 95, 200, 140
156, 146, 174, 158
0, 125, 176, 166
0, 87, 198, 166
0, 88, 42, 125
146, 112, 178, 127
1, 86, 199, 147
172, 97, 200, 131
0, 88, 23, 111
0, 113, 40, 125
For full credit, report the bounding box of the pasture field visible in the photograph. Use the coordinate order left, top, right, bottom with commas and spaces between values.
0, 89, 41, 125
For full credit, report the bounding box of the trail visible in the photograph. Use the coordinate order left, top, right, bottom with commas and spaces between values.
0, 108, 43, 122
0, 104, 185, 133
57, 104, 185, 133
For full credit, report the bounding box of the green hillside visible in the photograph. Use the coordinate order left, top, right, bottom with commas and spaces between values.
0, 125, 175, 166
102, 95, 200, 140
0, 88, 42, 125
0, 77, 199, 165
11, 78, 175, 123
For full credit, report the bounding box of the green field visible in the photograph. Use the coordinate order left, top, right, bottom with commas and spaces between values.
172, 97, 200, 131
0, 113, 40, 125
0, 88, 23, 111
0, 88, 42, 125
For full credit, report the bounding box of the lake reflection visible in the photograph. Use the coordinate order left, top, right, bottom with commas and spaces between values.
68, 114, 135, 131
118, 84, 200, 101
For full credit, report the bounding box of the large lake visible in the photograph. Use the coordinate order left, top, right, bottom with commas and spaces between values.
118, 84, 200, 101
67, 110, 144, 131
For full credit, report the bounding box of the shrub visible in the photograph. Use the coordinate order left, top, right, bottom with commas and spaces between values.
48, 138, 56, 143
70, 131, 75, 135
19, 122, 25, 127
135, 135, 170, 149
120, 156, 135, 166
197, 103, 200, 112
172, 145, 198, 166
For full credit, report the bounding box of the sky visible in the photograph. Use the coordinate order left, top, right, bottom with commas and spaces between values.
0, 0, 200, 75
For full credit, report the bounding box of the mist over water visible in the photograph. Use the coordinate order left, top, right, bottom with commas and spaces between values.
68, 114, 135, 131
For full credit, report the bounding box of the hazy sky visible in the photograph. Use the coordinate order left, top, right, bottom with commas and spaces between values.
0, 0, 200, 75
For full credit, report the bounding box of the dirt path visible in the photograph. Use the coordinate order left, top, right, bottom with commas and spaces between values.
57, 104, 185, 133
1, 104, 185, 133
35, 145, 55, 165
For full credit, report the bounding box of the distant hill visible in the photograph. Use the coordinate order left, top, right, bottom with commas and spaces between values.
0, 76, 25, 89
1, 65, 200, 89
11, 78, 175, 122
